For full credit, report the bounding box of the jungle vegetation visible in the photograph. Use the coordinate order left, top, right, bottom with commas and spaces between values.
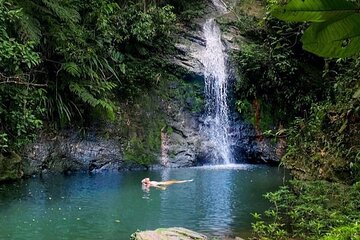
0, 0, 205, 153
0, 0, 359, 239
231, 0, 359, 239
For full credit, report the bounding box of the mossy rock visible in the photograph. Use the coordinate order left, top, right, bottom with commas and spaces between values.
131, 227, 208, 240
0, 151, 23, 182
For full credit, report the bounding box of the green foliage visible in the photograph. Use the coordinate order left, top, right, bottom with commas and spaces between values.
1, 0, 177, 125
0, 1, 45, 150
0, 133, 8, 149
321, 223, 360, 240
234, 0, 359, 180
283, 58, 360, 183
0, 40, 40, 72
124, 136, 159, 166
0, 1, 41, 73
0, 0, 181, 152
0, 86, 46, 150
233, 1, 359, 183
272, 0, 360, 58
272, 0, 357, 22
252, 180, 360, 240
236, 99, 275, 130
301, 14, 360, 58
169, 77, 205, 114
233, 19, 326, 128
164, 0, 206, 21
235, 1, 360, 239
236, 100, 254, 122
121, 93, 165, 166
127, 5, 176, 42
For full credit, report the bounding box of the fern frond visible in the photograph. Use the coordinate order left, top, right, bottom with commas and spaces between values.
97, 99, 114, 112
62, 62, 81, 77
101, 81, 117, 91
85, 81, 117, 94
17, 11, 42, 44
69, 82, 115, 119
86, 67, 99, 81
69, 82, 99, 107
110, 50, 124, 63
97, 99, 116, 121
41, 0, 80, 23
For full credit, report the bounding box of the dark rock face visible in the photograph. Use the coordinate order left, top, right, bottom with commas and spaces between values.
243, 139, 281, 164
163, 105, 282, 166
231, 119, 281, 164
22, 132, 123, 175
174, 33, 205, 78
165, 108, 203, 167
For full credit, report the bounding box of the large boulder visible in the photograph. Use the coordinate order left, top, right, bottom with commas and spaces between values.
131, 227, 208, 240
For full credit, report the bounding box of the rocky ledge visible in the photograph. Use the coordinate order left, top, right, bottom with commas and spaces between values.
21, 131, 124, 176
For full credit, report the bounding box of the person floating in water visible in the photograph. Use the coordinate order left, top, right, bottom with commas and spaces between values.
141, 177, 193, 190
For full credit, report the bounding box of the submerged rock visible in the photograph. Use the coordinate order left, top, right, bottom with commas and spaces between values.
131, 227, 208, 240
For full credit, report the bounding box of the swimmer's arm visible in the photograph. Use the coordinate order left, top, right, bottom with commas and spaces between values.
159, 179, 194, 185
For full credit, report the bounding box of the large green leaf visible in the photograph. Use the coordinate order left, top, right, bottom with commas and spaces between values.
272, 0, 358, 22
301, 14, 360, 58
353, 88, 360, 98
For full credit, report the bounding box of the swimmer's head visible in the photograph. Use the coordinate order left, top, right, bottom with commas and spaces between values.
141, 178, 150, 184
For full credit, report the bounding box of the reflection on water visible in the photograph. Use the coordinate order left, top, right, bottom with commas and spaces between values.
0, 165, 287, 239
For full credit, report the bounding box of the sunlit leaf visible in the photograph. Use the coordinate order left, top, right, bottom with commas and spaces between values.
301, 14, 360, 58
272, 0, 358, 22
353, 88, 360, 98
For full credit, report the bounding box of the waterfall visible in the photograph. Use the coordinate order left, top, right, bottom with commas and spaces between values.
201, 17, 233, 165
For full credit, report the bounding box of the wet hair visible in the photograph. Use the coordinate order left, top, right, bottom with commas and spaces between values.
141, 178, 150, 184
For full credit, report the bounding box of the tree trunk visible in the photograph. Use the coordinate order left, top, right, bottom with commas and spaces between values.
252, 98, 264, 142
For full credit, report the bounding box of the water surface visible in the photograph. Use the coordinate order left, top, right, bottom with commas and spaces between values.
0, 165, 286, 239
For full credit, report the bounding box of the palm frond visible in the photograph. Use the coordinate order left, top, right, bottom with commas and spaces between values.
16, 11, 42, 44
41, 0, 80, 23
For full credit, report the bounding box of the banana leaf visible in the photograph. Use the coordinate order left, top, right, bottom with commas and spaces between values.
272, 0, 357, 22
301, 14, 360, 58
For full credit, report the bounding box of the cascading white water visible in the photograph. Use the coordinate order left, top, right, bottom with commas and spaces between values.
201, 17, 233, 165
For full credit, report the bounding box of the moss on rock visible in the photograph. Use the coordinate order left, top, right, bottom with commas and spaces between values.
0, 151, 23, 182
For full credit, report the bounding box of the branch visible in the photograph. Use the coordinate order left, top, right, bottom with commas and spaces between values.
0, 73, 47, 87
